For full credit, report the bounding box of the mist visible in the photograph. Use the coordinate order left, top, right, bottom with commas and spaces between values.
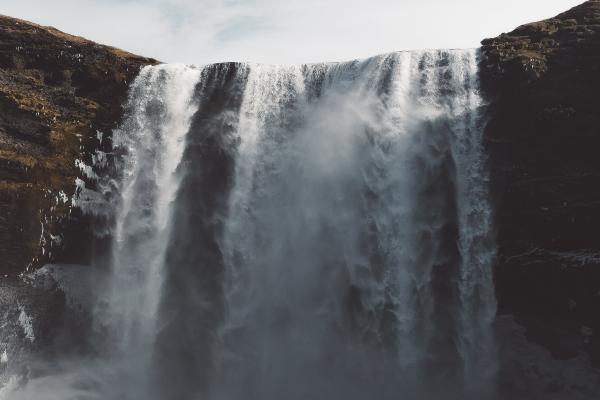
1, 50, 498, 399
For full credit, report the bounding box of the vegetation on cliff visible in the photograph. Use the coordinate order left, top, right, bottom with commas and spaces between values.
1, 0, 600, 385
0, 15, 157, 276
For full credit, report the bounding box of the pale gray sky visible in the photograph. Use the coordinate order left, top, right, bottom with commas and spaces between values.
0, 0, 584, 64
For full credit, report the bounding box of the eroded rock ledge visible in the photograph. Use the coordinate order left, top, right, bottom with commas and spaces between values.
480, 0, 600, 365
0, 15, 158, 276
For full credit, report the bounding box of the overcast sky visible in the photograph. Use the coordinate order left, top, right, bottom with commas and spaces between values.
0, 0, 583, 64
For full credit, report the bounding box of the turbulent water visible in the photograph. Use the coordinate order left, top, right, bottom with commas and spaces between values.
2, 49, 497, 400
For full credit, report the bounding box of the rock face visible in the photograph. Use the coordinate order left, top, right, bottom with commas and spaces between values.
480, 0, 600, 365
0, 16, 157, 276
1, 0, 600, 380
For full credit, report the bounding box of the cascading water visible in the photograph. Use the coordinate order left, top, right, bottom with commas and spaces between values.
213, 49, 497, 400
2, 49, 497, 400
95, 64, 202, 398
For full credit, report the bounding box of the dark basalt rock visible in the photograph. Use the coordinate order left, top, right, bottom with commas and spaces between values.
1, 0, 600, 384
0, 15, 158, 276
480, 0, 600, 366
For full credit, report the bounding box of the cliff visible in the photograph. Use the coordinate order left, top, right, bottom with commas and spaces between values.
480, 0, 600, 365
1, 0, 600, 378
0, 16, 157, 276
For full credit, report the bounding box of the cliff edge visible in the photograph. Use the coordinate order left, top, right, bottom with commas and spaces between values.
1, 0, 600, 377
480, 0, 600, 365
0, 16, 157, 276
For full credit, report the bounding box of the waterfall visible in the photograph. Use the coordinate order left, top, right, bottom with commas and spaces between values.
213, 49, 497, 400
94, 64, 202, 399
2, 50, 497, 400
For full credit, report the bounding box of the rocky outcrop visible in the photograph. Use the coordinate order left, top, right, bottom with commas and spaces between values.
480, 0, 600, 366
1, 0, 600, 377
0, 16, 157, 276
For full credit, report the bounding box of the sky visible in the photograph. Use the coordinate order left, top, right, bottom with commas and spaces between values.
0, 0, 584, 65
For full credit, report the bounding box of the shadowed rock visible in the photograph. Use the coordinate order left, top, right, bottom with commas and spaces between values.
0, 15, 158, 276
480, 0, 600, 367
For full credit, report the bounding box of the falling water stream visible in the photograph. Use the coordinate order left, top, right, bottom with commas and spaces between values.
2, 49, 497, 400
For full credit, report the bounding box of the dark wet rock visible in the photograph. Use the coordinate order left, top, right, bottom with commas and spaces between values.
480, 0, 600, 367
1, 0, 600, 387
0, 276, 65, 376
0, 15, 158, 276
496, 315, 600, 400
